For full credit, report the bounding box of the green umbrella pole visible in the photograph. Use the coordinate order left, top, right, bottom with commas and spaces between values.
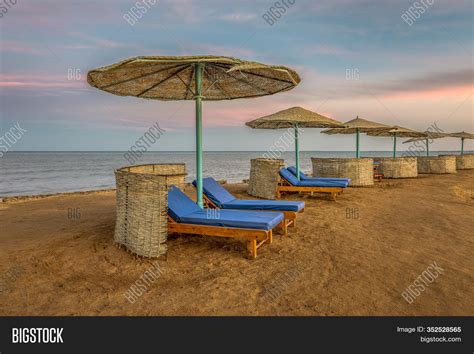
356, 128, 360, 158
195, 63, 204, 207
393, 133, 397, 158
294, 123, 300, 181
461, 138, 464, 155
426, 138, 429, 157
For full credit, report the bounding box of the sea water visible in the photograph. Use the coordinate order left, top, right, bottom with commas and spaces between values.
0, 151, 464, 197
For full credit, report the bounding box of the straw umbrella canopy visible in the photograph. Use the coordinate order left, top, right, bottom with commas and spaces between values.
402, 132, 448, 156
367, 126, 428, 158
87, 55, 300, 206
245, 106, 344, 180
446, 131, 474, 155
321, 116, 392, 158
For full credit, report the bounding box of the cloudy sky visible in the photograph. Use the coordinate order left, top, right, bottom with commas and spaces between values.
1, 0, 472, 151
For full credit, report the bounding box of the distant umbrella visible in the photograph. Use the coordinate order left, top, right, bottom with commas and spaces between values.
246, 106, 344, 180
403, 132, 448, 156
367, 126, 427, 158
321, 116, 392, 158
446, 131, 474, 155
88, 55, 300, 206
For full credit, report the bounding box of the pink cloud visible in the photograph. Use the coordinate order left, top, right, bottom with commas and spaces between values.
217, 13, 257, 23
180, 42, 256, 59
0, 74, 86, 89
1, 41, 45, 55
382, 85, 473, 101
4, 1, 125, 29
67, 32, 139, 49
304, 44, 354, 56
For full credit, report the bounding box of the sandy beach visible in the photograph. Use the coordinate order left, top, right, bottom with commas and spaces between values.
0, 171, 472, 316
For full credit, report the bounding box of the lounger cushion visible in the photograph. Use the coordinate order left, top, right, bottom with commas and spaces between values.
287, 166, 351, 184
168, 186, 203, 221
168, 186, 284, 230
223, 199, 304, 212
196, 177, 304, 211
193, 177, 236, 206
179, 209, 284, 230
280, 168, 349, 187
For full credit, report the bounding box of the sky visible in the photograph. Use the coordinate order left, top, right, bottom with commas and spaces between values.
0, 0, 472, 152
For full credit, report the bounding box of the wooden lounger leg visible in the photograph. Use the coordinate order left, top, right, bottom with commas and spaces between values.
282, 221, 288, 236
290, 218, 296, 228
331, 192, 337, 201
247, 239, 257, 259
266, 230, 273, 244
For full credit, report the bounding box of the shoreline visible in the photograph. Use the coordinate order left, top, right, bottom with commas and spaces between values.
0, 180, 235, 203
0, 188, 117, 204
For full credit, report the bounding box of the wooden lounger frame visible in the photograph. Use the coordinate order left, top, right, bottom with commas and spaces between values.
168, 216, 284, 259
373, 165, 384, 180
276, 177, 343, 201
202, 194, 303, 236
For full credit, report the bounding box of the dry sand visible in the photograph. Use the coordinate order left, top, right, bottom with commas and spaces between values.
0, 171, 472, 316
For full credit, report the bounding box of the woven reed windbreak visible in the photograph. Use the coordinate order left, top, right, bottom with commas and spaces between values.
114, 164, 187, 258
417, 156, 456, 174
456, 154, 474, 169
247, 158, 285, 199
440, 154, 474, 170
375, 157, 418, 178
311, 158, 374, 186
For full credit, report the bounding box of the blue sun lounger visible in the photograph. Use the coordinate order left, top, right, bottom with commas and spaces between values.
193, 177, 305, 233
287, 166, 351, 185
167, 186, 285, 258
278, 168, 348, 200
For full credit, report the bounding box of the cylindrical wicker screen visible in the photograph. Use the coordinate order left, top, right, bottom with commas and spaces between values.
375, 157, 418, 178
417, 156, 456, 174
114, 164, 187, 258
247, 158, 285, 199
311, 158, 374, 186
456, 154, 474, 170
440, 154, 474, 170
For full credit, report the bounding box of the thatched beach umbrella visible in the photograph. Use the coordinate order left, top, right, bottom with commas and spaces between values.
321, 116, 392, 158
245, 107, 344, 180
87, 55, 300, 206
446, 131, 474, 155
402, 132, 447, 156
367, 126, 427, 158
